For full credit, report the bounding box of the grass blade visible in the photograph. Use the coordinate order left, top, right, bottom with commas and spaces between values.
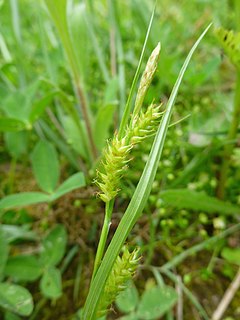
82, 24, 212, 320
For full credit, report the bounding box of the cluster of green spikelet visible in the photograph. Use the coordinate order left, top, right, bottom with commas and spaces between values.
94, 43, 161, 317
97, 247, 140, 317
96, 42, 162, 203
96, 103, 163, 202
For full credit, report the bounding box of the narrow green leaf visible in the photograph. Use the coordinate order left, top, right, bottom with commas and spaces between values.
40, 267, 62, 299
31, 140, 60, 193
69, 2, 89, 83
160, 189, 240, 215
136, 286, 178, 319
0, 228, 9, 281
82, 24, 212, 320
0, 283, 33, 316
4, 255, 42, 282
50, 172, 85, 201
0, 192, 50, 210
0, 118, 25, 132
39, 225, 67, 268
5, 131, 28, 159
29, 90, 59, 124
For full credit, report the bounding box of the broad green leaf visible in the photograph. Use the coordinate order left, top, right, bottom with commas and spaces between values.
82, 24, 212, 320
31, 140, 60, 193
50, 172, 85, 201
63, 116, 87, 159
0, 192, 50, 210
0, 228, 9, 281
5, 131, 28, 158
0, 118, 25, 132
5, 255, 42, 282
160, 189, 240, 215
29, 90, 59, 124
116, 282, 139, 313
40, 267, 62, 299
39, 224, 67, 267
1, 81, 40, 125
221, 247, 240, 266
0, 225, 37, 243
0, 283, 33, 316
93, 104, 116, 150
4, 311, 21, 320
137, 286, 178, 319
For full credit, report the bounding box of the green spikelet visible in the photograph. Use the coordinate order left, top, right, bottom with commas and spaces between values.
97, 247, 140, 318
96, 135, 132, 202
134, 43, 161, 116
215, 27, 240, 70
128, 103, 163, 144
96, 103, 163, 202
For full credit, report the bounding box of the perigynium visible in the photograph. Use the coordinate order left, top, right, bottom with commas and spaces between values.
96, 247, 140, 317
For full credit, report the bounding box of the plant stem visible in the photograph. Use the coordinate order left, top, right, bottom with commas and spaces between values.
92, 199, 114, 277
217, 72, 240, 199
160, 223, 240, 271
75, 79, 98, 160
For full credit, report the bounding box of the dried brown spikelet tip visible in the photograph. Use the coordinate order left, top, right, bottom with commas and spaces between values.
97, 247, 140, 317
134, 42, 161, 115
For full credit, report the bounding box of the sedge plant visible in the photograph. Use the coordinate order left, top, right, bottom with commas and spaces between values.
82, 24, 212, 320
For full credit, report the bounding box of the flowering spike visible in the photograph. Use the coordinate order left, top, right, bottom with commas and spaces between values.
134, 42, 161, 115
97, 247, 140, 317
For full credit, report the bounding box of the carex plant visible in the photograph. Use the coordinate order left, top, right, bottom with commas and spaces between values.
0, 0, 213, 319
82, 24, 212, 320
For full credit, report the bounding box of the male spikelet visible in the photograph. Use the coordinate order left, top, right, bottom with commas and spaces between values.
97, 247, 140, 317
134, 42, 161, 115
96, 103, 163, 202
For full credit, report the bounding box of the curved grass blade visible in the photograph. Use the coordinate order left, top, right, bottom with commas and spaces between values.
82, 24, 212, 320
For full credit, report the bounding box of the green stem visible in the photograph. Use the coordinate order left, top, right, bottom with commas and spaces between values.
217, 72, 240, 199
159, 223, 240, 271
92, 199, 114, 277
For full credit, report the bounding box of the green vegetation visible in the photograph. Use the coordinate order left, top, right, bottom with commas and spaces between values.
0, 1, 240, 320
